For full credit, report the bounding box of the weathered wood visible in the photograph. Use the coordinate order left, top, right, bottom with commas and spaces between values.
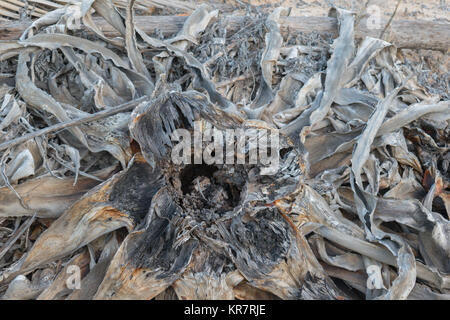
4, 155, 164, 281
37, 250, 91, 300
0, 167, 115, 218
0, 15, 448, 51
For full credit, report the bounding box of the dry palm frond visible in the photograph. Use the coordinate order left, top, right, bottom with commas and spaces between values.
0, 0, 449, 301
0, 0, 62, 19
0, 0, 197, 20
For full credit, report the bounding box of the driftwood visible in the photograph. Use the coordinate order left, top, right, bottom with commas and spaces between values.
0, 15, 449, 51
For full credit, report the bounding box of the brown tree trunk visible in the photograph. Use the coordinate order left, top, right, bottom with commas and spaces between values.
1, 15, 448, 51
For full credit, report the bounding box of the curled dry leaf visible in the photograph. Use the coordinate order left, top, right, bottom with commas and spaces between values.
0, 1, 448, 301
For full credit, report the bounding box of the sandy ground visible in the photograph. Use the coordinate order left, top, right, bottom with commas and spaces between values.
227, 0, 449, 22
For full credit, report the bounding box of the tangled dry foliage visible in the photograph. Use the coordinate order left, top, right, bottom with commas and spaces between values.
0, 0, 449, 300
0, 0, 196, 20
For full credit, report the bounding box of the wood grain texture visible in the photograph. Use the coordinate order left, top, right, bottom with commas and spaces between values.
0, 166, 115, 218
0, 15, 448, 51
